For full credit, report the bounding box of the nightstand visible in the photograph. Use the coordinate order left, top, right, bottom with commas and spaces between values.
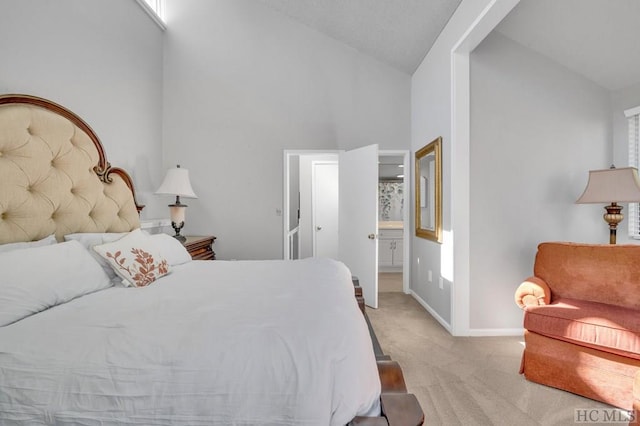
182, 236, 216, 260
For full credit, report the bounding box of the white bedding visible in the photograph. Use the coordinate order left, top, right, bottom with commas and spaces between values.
0, 258, 381, 425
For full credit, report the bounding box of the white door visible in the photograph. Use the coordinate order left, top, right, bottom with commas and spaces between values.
312, 161, 339, 259
339, 144, 379, 308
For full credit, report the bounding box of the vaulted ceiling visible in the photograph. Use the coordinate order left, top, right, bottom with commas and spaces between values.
257, 0, 640, 92
496, 0, 640, 91
255, 0, 462, 74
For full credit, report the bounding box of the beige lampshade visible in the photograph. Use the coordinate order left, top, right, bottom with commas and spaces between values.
576, 167, 640, 204
155, 165, 198, 199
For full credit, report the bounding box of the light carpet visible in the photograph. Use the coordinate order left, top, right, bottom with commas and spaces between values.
367, 292, 618, 425
379, 272, 403, 292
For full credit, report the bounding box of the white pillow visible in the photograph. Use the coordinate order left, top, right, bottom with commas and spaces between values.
151, 233, 192, 266
0, 234, 57, 254
63, 232, 128, 248
0, 240, 112, 327
64, 232, 128, 284
93, 229, 171, 288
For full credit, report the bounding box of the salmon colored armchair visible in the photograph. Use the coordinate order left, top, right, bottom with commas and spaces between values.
515, 242, 640, 418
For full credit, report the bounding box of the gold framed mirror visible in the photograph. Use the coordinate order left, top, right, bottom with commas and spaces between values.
415, 137, 442, 242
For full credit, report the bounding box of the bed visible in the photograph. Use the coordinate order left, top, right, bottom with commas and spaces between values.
0, 94, 423, 425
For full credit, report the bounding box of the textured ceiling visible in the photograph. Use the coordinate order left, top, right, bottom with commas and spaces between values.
496, 0, 640, 91
255, 0, 463, 74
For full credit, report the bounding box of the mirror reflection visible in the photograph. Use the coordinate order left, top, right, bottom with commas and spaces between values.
415, 137, 442, 242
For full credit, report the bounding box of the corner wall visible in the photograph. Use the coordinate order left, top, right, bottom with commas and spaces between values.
469, 32, 611, 330
411, 0, 498, 329
410, 0, 617, 334
0, 0, 166, 218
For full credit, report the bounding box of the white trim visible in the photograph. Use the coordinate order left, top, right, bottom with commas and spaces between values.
451, 50, 471, 337
627, 109, 640, 239
287, 226, 300, 260
410, 290, 452, 333
411, 289, 524, 336
450, 0, 520, 336
379, 149, 411, 294
134, 0, 166, 30
468, 327, 525, 337
286, 226, 299, 238
624, 105, 640, 118
283, 151, 291, 259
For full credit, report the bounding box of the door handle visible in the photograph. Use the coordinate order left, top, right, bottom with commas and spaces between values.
368, 234, 376, 240
316, 226, 322, 231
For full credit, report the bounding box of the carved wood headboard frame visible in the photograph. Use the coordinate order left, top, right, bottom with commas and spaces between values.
0, 94, 143, 244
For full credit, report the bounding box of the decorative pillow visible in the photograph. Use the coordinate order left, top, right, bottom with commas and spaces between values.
151, 233, 192, 266
64, 232, 128, 284
0, 234, 57, 254
0, 240, 112, 327
93, 229, 171, 287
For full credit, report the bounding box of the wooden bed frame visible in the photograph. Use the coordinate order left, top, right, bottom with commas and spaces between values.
0, 94, 423, 426
352, 280, 424, 426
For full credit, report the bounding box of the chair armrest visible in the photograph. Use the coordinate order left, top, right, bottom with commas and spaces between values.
514, 276, 551, 309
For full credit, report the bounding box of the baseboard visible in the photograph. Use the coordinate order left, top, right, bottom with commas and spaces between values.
409, 290, 452, 333
409, 290, 525, 337
468, 328, 525, 337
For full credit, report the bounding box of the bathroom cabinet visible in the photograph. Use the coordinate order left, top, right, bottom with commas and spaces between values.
378, 228, 403, 271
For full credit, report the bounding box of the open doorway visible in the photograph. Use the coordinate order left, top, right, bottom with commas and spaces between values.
283, 151, 339, 260
283, 148, 410, 301
378, 150, 410, 294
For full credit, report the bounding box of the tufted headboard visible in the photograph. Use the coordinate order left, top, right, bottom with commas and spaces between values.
0, 94, 142, 245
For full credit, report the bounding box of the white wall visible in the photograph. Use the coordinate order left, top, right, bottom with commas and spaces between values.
162, 0, 411, 260
469, 32, 611, 330
411, 0, 499, 329
411, 0, 635, 334
0, 0, 166, 219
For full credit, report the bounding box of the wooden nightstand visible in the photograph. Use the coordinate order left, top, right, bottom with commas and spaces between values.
182, 236, 216, 260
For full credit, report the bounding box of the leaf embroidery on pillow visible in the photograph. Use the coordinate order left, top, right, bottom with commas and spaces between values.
106, 248, 169, 287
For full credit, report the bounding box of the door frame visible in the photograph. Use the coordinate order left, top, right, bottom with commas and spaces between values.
283, 149, 411, 294
450, 0, 520, 335
283, 150, 339, 260
379, 149, 411, 294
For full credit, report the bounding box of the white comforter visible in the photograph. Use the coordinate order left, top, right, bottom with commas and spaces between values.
0, 258, 381, 425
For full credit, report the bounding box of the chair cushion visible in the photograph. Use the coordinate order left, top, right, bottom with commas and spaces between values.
524, 297, 640, 360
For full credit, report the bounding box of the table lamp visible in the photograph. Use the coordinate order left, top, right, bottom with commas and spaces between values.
155, 165, 197, 242
576, 166, 640, 244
